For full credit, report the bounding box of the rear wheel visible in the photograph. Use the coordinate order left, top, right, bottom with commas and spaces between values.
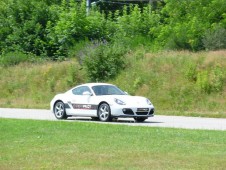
54, 101, 67, 119
98, 103, 112, 122
134, 117, 146, 122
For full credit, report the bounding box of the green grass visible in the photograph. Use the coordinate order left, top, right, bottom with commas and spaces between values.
0, 50, 225, 118
111, 50, 226, 117
1, 119, 226, 170
0, 60, 87, 109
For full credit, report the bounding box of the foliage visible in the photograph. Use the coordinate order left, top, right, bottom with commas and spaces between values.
184, 61, 225, 94
83, 41, 127, 82
152, 0, 226, 51
0, 0, 60, 57
209, 65, 225, 92
184, 62, 197, 82
0, 0, 226, 114
196, 70, 211, 94
111, 50, 226, 115
202, 26, 226, 50
0, 51, 31, 66
1, 0, 226, 61
0, 59, 86, 108
0, 51, 225, 116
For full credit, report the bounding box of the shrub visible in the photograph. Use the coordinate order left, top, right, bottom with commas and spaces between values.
0, 51, 29, 67
202, 26, 226, 50
196, 70, 211, 94
196, 66, 225, 94
83, 42, 127, 82
184, 62, 197, 81
209, 66, 224, 92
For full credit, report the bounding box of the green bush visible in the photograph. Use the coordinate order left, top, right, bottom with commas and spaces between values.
202, 26, 226, 50
1, 0, 226, 60
209, 66, 225, 92
0, 52, 29, 67
196, 66, 225, 94
0, 0, 60, 57
83, 42, 127, 82
184, 62, 197, 81
196, 70, 211, 94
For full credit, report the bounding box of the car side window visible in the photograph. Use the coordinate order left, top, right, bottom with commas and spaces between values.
72, 86, 91, 95
107, 86, 117, 95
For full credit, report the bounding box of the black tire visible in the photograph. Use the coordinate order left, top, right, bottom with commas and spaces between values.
134, 117, 146, 122
98, 103, 112, 122
54, 101, 67, 119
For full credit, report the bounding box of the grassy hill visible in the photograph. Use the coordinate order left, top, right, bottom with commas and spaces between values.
0, 50, 225, 118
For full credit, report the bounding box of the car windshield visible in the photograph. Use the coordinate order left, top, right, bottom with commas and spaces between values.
92, 85, 126, 96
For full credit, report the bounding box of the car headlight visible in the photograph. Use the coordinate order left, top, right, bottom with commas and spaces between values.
114, 98, 126, 105
146, 99, 152, 105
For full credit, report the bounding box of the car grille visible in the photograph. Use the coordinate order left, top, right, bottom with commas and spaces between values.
123, 108, 154, 116
136, 112, 149, 115
137, 108, 149, 112
136, 108, 149, 115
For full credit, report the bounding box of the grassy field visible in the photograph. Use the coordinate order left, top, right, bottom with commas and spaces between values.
1, 119, 226, 170
0, 50, 225, 117
0, 60, 87, 109
111, 50, 226, 117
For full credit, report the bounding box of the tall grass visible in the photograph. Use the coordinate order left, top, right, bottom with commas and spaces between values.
0, 60, 86, 108
0, 50, 225, 118
111, 50, 226, 117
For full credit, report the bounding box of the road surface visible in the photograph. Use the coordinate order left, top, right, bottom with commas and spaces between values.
1, 108, 226, 131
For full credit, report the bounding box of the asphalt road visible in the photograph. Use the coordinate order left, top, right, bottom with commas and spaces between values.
1, 108, 226, 131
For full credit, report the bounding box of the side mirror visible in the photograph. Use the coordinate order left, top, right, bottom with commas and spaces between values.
124, 91, 129, 95
83, 91, 92, 96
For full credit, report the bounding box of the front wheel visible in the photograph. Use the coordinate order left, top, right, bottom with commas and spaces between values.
54, 101, 67, 119
98, 103, 112, 122
134, 117, 146, 122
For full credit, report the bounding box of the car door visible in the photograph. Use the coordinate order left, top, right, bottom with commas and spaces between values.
67, 86, 97, 116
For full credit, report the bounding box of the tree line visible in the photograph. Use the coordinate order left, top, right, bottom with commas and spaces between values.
0, 0, 226, 60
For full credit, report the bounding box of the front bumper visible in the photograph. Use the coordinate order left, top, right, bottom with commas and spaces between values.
110, 105, 154, 118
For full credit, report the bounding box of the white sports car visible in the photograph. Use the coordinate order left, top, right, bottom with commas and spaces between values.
50, 83, 154, 122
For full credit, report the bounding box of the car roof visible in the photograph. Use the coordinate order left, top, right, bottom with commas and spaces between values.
66, 83, 116, 93
81, 83, 113, 87
74, 83, 114, 88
